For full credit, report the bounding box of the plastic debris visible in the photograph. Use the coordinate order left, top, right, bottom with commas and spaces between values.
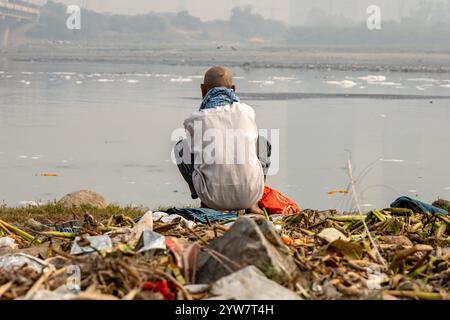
70, 235, 113, 255
318, 228, 349, 243
0, 237, 18, 250
153, 212, 197, 229
40, 172, 59, 177
209, 266, 301, 300
0, 253, 49, 273
130, 211, 154, 245
136, 230, 166, 254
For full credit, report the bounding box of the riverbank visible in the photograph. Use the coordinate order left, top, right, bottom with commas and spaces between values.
0, 197, 449, 300
3, 43, 450, 73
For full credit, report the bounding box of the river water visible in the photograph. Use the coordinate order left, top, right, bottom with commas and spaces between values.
1, 58, 449, 210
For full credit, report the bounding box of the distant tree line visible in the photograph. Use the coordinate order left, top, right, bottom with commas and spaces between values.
27, 1, 450, 48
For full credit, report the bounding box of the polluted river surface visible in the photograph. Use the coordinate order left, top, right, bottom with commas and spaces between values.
0, 58, 450, 210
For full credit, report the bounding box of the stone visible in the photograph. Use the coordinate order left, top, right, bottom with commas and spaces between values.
58, 190, 106, 209
195, 216, 299, 284
209, 266, 301, 300
317, 228, 349, 243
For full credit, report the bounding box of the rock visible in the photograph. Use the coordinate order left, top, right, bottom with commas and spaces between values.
318, 228, 349, 243
378, 235, 413, 247
58, 190, 106, 209
195, 216, 299, 284
209, 266, 301, 300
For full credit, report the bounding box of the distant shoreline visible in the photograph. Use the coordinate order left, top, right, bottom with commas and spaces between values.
3, 43, 450, 74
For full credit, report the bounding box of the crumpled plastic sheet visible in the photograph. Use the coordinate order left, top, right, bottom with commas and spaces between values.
136, 229, 166, 254
152, 212, 197, 229
0, 253, 49, 273
0, 237, 18, 249
70, 235, 113, 255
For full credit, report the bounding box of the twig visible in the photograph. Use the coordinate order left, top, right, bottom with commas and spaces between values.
347, 159, 387, 269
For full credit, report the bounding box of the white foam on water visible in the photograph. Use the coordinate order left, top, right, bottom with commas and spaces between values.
75, 81, 83, 84
20, 80, 31, 85
170, 77, 193, 83
126, 181, 136, 185
380, 114, 387, 118
440, 84, 450, 88
52, 72, 76, 75
187, 75, 203, 79
0, 71, 4, 74
64, 75, 72, 80
135, 73, 152, 77
234, 76, 245, 80
31, 155, 41, 160
324, 80, 357, 89
444, 187, 450, 190
408, 190, 418, 193
416, 86, 426, 91
380, 158, 405, 163
154, 74, 170, 78
21, 71, 34, 75
127, 79, 140, 83
249, 80, 276, 85
4, 75, 13, 78
361, 204, 374, 208
359, 86, 366, 89
98, 79, 114, 83
272, 76, 296, 81
358, 75, 387, 82
407, 78, 439, 83
18, 155, 28, 159
377, 82, 401, 86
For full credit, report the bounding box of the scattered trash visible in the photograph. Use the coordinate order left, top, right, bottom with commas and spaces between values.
152, 212, 196, 229
165, 208, 237, 224
0, 196, 449, 300
130, 211, 154, 245
328, 189, 349, 196
136, 230, 166, 254
142, 280, 175, 300
0, 237, 17, 250
0, 253, 49, 273
40, 172, 59, 177
318, 228, 349, 243
209, 266, 301, 300
258, 185, 300, 216
70, 235, 113, 255
391, 196, 448, 216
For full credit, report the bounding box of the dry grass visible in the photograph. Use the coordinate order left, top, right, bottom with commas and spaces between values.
0, 203, 146, 225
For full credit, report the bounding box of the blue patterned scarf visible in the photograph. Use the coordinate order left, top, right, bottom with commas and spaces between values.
200, 87, 240, 110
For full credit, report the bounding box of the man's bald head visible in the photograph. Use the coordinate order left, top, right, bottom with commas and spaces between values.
201, 66, 235, 98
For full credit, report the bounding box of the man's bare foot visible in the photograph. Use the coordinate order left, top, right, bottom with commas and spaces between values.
246, 203, 263, 214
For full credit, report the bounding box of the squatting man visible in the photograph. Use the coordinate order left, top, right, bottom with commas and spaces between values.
174, 66, 272, 214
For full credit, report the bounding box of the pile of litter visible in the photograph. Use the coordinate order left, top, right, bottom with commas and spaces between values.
0, 201, 449, 300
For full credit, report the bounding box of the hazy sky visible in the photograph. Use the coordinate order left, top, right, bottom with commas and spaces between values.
32, 0, 421, 25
